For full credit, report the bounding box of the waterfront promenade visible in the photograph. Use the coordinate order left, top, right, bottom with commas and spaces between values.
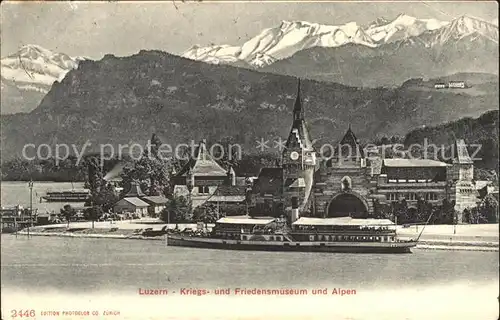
15, 219, 499, 251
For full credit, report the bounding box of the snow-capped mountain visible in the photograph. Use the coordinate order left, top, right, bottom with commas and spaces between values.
259, 15, 498, 87
431, 15, 498, 45
183, 14, 452, 67
184, 19, 379, 67
1, 45, 86, 114
365, 14, 449, 43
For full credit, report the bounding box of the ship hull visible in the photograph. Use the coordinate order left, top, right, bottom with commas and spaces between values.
167, 235, 416, 253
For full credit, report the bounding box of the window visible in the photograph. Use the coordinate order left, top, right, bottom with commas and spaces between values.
388, 193, 398, 201
198, 186, 209, 194
407, 193, 416, 200
426, 193, 438, 201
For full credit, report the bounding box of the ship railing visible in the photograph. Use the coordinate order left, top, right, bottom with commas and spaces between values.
291, 229, 396, 235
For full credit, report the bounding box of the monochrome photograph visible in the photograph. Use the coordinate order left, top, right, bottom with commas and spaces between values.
1, 1, 499, 319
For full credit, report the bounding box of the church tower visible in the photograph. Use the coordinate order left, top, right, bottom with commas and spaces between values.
282, 80, 317, 220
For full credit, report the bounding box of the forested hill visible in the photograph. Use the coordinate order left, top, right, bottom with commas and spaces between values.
1, 50, 498, 160
404, 110, 499, 172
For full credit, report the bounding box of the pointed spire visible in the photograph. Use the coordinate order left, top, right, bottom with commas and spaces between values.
293, 78, 304, 121
196, 139, 208, 161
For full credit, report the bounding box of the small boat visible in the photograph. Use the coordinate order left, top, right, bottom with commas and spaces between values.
167, 216, 418, 254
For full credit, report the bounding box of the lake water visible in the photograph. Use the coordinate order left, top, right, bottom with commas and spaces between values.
1, 235, 499, 319
1, 181, 86, 213
1, 182, 499, 319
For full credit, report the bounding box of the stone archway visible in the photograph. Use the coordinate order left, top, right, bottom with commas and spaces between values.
327, 192, 369, 218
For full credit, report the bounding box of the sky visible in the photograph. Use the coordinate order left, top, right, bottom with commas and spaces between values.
1, 1, 498, 59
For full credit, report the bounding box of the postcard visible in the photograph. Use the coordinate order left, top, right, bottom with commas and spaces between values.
1, 1, 499, 319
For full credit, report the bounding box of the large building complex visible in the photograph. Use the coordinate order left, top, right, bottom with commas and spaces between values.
248, 82, 479, 222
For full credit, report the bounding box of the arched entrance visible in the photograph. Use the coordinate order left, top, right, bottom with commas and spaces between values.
327, 192, 369, 218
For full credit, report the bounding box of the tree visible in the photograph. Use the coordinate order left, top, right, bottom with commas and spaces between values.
468, 196, 499, 224
415, 197, 432, 223
120, 134, 170, 197
391, 199, 409, 225
482, 197, 499, 223
373, 199, 391, 219
439, 199, 456, 224
160, 196, 192, 224
193, 203, 219, 229
60, 204, 76, 228
84, 206, 104, 229
90, 183, 118, 212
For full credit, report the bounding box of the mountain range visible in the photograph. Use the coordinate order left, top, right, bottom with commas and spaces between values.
1, 14, 497, 114
184, 15, 499, 87
1, 44, 85, 114
1, 50, 497, 161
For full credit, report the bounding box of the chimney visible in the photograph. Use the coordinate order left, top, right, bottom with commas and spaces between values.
291, 196, 299, 223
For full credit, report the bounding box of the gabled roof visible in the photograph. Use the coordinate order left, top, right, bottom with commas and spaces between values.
383, 159, 449, 167
212, 185, 247, 197
176, 141, 227, 177
285, 178, 305, 188
142, 196, 168, 204
118, 197, 149, 207
207, 185, 248, 203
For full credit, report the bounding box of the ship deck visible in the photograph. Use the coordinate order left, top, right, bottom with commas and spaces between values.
167, 235, 417, 253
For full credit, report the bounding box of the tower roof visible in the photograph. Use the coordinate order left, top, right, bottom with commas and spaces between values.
338, 125, 364, 158
454, 139, 473, 164
125, 181, 146, 197
293, 79, 304, 120
285, 79, 314, 151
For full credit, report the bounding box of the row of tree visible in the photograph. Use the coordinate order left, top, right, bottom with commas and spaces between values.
372, 197, 498, 225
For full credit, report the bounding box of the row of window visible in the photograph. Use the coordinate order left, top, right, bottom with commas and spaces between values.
459, 189, 475, 194
387, 193, 438, 201
307, 235, 395, 242
241, 235, 283, 241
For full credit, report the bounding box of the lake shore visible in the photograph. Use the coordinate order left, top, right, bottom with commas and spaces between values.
14, 220, 499, 252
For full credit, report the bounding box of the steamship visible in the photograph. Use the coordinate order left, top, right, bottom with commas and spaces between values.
41, 190, 90, 202
167, 215, 418, 254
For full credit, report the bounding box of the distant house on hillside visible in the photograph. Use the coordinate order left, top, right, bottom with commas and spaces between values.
448, 81, 466, 89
